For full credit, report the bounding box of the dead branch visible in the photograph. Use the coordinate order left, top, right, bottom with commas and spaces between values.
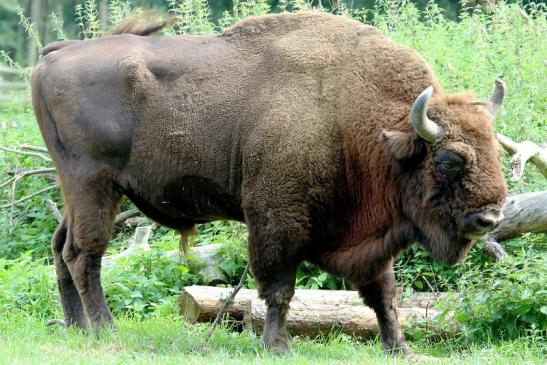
245, 299, 440, 339
0, 167, 56, 189
102, 225, 153, 268
47, 199, 63, 223
482, 191, 547, 261
497, 133, 547, 180
0, 146, 51, 161
203, 263, 250, 344
114, 208, 140, 224
180, 285, 446, 323
19, 144, 49, 153
0, 185, 57, 210
492, 191, 547, 241
181, 285, 445, 339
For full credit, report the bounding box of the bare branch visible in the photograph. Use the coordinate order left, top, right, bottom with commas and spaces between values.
114, 208, 140, 224
203, 263, 250, 344
47, 199, 63, 223
0, 146, 51, 161
0, 185, 58, 210
19, 144, 49, 154
482, 191, 547, 261
0, 168, 56, 189
497, 133, 547, 180
484, 238, 508, 261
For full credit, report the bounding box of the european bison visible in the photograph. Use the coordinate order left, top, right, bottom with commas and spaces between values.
32, 12, 507, 355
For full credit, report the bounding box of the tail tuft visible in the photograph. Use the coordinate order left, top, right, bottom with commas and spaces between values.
110, 13, 176, 36
179, 225, 197, 255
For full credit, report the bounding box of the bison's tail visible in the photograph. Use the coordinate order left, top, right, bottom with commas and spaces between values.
110, 12, 176, 36
179, 225, 197, 256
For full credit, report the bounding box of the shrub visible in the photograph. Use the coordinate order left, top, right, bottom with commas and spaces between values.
0, 252, 58, 318
439, 234, 547, 342
103, 250, 200, 318
0, 249, 199, 319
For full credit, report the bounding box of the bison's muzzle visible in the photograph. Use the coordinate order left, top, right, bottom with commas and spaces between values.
464, 208, 504, 239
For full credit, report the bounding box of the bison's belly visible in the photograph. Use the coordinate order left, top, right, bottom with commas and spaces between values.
122, 173, 244, 228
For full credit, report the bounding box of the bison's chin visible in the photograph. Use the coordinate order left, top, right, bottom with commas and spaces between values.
443, 238, 475, 265
419, 230, 476, 266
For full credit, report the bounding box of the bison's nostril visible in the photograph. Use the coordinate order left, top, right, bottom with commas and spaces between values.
465, 211, 501, 235
476, 217, 495, 229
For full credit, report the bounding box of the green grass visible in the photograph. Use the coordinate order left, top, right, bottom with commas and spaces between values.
0, 315, 545, 365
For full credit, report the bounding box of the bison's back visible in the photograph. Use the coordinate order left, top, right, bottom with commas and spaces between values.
32, 11, 435, 225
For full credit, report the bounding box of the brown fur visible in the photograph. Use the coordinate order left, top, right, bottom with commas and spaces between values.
31, 12, 506, 354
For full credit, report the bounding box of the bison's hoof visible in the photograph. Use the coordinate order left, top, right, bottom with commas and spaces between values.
263, 335, 291, 356
385, 343, 412, 357
407, 353, 440, 363
47, 319, 66, 327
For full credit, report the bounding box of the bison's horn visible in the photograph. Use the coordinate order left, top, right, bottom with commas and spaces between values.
486, 79, 506, 121
411, 86, 442, 143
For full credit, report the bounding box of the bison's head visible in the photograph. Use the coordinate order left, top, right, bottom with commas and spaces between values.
382, 80, 508, 265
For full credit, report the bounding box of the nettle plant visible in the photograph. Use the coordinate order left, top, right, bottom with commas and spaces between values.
440, 235, 546, 342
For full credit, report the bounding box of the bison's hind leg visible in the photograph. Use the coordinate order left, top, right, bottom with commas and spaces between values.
59, 171, 123, 331
51, 218, 87, 328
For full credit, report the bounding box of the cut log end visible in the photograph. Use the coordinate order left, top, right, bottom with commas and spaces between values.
180, 289, 200, 323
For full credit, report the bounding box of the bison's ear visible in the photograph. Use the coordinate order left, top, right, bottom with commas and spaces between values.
380, 130, 422, 160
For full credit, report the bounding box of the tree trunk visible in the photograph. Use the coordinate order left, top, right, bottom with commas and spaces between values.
179, 285, 445, 322
27, 0, 42, 65
244, 299, 440, 338
491, 191, 547, 241
483, 191, 547, 261
99, 0, 109, 30
180, 286, 445, 338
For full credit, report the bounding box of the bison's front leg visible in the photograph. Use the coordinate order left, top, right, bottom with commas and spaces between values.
245, 206, 300, 354
358, 268, 410, 356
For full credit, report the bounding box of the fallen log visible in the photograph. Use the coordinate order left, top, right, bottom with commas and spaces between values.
102, 225, 152, 268
244, 299, 439, 338
179, 285, 444, 322
483, 191, 547, 261
490, 191, 547, 241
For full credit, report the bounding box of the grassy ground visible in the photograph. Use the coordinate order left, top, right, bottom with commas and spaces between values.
0, 315, 545, 365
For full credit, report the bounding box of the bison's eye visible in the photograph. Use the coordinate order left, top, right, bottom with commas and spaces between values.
435, 150, 465, 179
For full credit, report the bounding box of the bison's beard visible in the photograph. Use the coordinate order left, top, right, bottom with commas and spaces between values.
417, 219, 476, 265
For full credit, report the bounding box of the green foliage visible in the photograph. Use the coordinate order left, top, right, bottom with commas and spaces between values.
439, 234, 547, 342
15, 5, 42, 51
168, 0, 216, 35
296, 262, 345, 290
0, 249, 199, 319
0, 252, 58, 318
50, 11, 68, 41
75, 1, 103, 39
102, 250, 200, 318
108, 0, 133, 27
